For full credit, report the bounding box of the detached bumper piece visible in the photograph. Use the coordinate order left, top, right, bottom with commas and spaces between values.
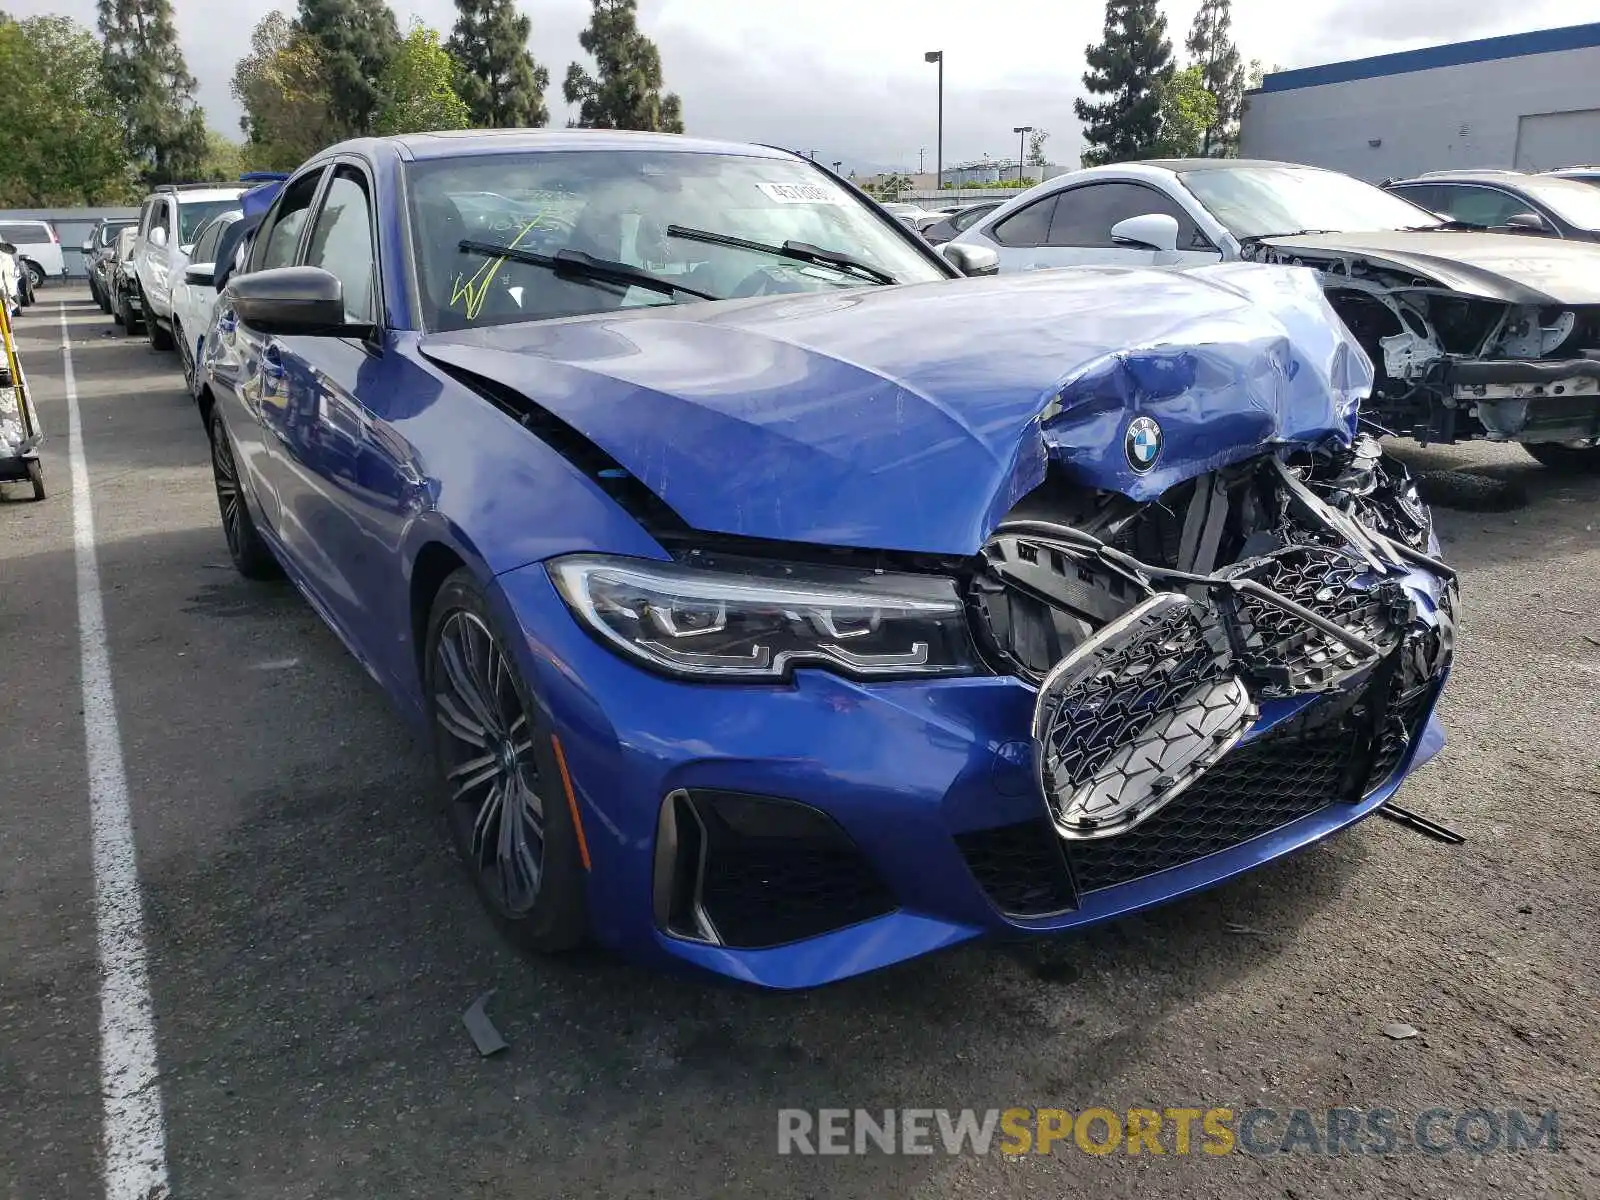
963, 673, 1440, 916
653, 789, 895, 949
1449, 357, 1600, 443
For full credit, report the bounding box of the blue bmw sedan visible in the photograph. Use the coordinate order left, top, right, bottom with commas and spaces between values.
197, 130, 1456, 989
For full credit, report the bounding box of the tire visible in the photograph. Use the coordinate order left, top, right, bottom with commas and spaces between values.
22, 260, 42, 290
146, 305, 174, 351
88, 278, 101, 308
111, 294, 124, 326
116, 287, 141, 333
26, 458, 44, 501
208, 409, 280, 580
426, 569, 589, 954
176, 320, 195, 392
98, 283, 111, 314
1522, 441, 1600, 471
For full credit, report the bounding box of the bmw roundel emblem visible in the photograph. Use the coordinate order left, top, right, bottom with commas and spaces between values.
1125, 416, 1163, 473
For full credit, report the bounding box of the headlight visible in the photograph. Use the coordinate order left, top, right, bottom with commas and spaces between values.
549, 553, 979, 681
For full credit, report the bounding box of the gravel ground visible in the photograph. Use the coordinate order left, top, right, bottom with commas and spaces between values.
1, 290, 1597, 1199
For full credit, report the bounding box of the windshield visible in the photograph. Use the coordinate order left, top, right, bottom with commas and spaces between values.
1510, 176, 1600, 230
98, 221, 134, 246
406, 150, 946, 331
1180, 166, 1443, 238
178, 199, 243, 245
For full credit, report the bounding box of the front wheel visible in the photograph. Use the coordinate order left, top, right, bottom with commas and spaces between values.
22, 260, 42, 291
117, 291, 140, 333
26, 458, 44, 501
176, 320, 195, 392
426, 570, 589, 954
1522, 441, 1600, 471
208, 410, 280, 580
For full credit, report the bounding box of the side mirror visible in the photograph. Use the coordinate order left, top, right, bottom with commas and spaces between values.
149, 226, 168, 248
1110, 213, 1181, 253
184, 262, 215, 288
225, 266, 371, 337
1503, 211, 1550, 234
0, 241, 16, 256
941, 243, 1000, 277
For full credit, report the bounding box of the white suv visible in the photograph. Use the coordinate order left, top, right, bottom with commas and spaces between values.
0, 220, 65, 289
131, 184, 245, 351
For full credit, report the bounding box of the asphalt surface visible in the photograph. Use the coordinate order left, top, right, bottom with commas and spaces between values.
2, 288, 1598, 1199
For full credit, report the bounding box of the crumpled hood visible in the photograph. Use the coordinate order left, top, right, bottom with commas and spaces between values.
421, 262, 1371, 555
1258, 229, 1600, 305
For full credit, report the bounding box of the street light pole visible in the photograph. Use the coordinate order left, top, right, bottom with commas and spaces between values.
924, 51, 943, 193
832, 160, 842, 173
1013, 125, 1033, 183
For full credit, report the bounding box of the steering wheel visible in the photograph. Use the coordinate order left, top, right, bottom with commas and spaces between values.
730, 265, 809, 298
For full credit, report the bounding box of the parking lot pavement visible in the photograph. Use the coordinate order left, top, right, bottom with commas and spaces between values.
3, 287, 1598, 1199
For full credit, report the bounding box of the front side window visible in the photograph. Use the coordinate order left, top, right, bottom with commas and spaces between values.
1179, 166, 1444, 238
406, 150, 948, 331
255, 169, 325, 272
153, 201, 172, 235
1046, 182, 1196, 247
99, 221, 134, 247
1424, 185, 1531, 228
1509, 176, 1600, 231
304, 169, 376, 323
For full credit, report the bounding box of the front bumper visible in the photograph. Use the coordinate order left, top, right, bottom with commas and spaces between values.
496, 557, 1450, 990
1449, 357, 1600, 442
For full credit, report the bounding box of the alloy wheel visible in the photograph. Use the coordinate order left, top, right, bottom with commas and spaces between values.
433, 610, 547, 915
210, 421, 244, 557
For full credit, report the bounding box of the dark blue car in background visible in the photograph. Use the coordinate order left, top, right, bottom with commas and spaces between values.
197, 130, 1457, 989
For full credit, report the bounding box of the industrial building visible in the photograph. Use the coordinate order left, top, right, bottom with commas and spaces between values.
1239, 22, 1600, 181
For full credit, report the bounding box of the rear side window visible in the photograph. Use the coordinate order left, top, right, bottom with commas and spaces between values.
191, 216, 232, 265
990, 197, 1057, 247
1389, 184, 1442, 213
0, 223, 50, 244
254, 169, 326, 272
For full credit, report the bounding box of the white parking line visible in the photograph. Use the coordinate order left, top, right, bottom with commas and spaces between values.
61, 305, 172, 1199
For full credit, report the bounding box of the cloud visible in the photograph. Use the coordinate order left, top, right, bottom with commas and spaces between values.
6, 0, 1593, 168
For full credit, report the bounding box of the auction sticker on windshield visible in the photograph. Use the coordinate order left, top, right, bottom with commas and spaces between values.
758, 181, 845, 205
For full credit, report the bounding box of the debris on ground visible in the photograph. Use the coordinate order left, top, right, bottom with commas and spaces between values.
463, 990, 508, 1057
1382, 1022, 1420, 1040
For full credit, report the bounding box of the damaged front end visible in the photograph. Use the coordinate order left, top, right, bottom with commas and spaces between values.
966, 434, 1454, 897
1251, 244, 1600, 448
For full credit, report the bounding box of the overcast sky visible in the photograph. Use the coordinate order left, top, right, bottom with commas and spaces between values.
11, 0, 1598, 173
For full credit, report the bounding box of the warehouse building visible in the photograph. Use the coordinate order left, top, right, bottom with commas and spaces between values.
1239, 22, 1600, 182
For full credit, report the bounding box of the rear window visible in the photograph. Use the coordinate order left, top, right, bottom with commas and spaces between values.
98, 221, 135, 246
0, 222, 51, 244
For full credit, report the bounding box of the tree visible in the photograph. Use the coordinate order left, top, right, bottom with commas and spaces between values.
199, 131, 245, 181
1153, 65, 1217, 158
1026, 128, 1050, 170
1074, 0, 1172, 167
97, 0, 208, 184
1185, 0, 1243, 156
448, 0, 549, 128
295, 0, 400, 137
375, 22, 471, 134
0, 15, 133, 204
232, 12, 344, 171
563, 0, 683, 133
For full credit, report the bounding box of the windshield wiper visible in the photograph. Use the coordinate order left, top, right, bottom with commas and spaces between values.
1401, 219, 1485, 232
456, 238, 720, 302
1237, 229, 1339, 247
665, 224, 897, 285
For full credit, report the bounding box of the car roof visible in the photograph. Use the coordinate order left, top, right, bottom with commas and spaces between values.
330, 128, 800, 164
1391, 169, 1526, 183
1140, 158, 1309, 172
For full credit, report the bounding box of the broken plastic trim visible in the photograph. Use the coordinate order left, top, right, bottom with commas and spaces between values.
1031, 594, 1259, 842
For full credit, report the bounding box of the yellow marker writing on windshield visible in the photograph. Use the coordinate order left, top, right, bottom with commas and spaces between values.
449, 214, 558, 322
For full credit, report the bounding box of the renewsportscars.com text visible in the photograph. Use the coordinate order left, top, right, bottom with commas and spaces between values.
777, 1107, 1562, 1157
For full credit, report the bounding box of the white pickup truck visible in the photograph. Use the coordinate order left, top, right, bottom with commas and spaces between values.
130, 183, 245, 351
